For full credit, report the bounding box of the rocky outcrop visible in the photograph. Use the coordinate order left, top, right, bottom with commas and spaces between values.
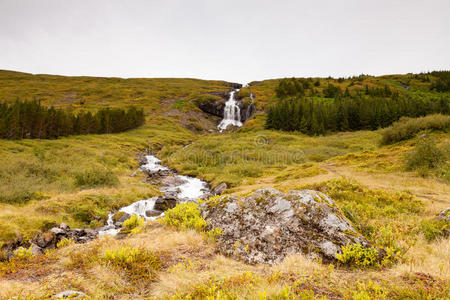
200, 188, 370, 264
196, 93, 227, 118
239, 101, 256, 123
3, 223, 98, 258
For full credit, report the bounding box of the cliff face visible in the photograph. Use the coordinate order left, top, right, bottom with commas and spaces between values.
195, 83, 255, 124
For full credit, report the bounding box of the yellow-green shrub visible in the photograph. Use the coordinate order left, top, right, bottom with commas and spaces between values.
56, 238, 74, 248
161, 201, 222, 241
336, 243, 378, 268
13, 247, 33, 261
162, 202, 208, 231
104, 247, 161, 280
420, 218, 449, 241
123, 214, 145, 234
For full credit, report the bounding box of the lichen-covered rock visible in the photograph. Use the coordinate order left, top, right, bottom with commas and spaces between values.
200, 188, 370, 264
438, 207, 450, 222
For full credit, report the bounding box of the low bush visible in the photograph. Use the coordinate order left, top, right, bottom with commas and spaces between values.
405, 137, 446, 173
122, 214, 145, 234
162, 202, 208, 231
104, 247, 161, 280
336, 243, 379, 268
56, 238, 74, 248
420, 218, 449, 242
381, 114, 450, 145
162, 201, 222, 240
74, 168, 119, 188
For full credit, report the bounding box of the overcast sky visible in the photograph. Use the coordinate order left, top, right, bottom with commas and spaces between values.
0, 0, 449, 83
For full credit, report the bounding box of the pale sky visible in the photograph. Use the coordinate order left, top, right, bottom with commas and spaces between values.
0, 0, 449, 84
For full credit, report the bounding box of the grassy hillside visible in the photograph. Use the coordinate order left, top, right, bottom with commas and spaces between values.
0, 70, 448, 299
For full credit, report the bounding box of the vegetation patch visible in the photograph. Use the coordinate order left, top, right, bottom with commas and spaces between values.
300, 178, 423, 253
74, 168, 119, 188
104, 247, 161, 281
405, 136, 449, 181
161, 201, 222, 241
381, 114, 450, 145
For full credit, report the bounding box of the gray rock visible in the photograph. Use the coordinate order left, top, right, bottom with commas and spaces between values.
50, 227, 65, 236
59, 223, 70, 231
30, 243, 44, 255
146, 209, 163, 217
200, 188, 370, 265
438, 207, 450, 222
54, 290, 87, 299
118, 213, 131, 223
212, 182, 227, 196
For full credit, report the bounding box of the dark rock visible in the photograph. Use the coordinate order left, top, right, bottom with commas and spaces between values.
93, 216, 102, 221
34, 231, 55, 249
212, 182, 227, 196
239, 102, 256, 122
154, 196, 177, 211
146, 209, 163, 217
196, 95, 227, 118
118, 213, 131, 223
200, 188, 371, 265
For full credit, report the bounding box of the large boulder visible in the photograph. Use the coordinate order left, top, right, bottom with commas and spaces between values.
200, 188, 370, 264
153, 196, 177, 211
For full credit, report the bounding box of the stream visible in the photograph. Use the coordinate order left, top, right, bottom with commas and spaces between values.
98, 155, 210, 236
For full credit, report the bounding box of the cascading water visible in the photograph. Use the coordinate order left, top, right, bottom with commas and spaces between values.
218, 89, 243, 132
98, 154, 210, 236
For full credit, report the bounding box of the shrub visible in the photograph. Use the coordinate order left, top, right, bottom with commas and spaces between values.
56, 238, 74, 248
405, 137, 446, 173
104, 247, 161, 280
74, 168, 119, 188
420, 218, 449, 242
13, 247, 33, 260
381, 114, 450, 145
161, 201, 223, 240
336, 243, 379, 268
162, 202, 208, 231
122, 214, 145, 234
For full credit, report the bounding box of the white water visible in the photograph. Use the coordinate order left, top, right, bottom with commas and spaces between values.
218, 89, 243, 132
98, 155, 209, 236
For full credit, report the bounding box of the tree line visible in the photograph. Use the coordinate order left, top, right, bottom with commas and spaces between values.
0, 100, 145, 139
266, 79, 449, 135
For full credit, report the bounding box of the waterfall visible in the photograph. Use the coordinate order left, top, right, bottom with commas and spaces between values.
218, 89, 243, 132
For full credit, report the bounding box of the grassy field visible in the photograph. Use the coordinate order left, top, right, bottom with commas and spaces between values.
0, 70, 448, 298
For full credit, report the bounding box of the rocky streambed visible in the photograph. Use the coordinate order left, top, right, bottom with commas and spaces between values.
97, 153, 212, 236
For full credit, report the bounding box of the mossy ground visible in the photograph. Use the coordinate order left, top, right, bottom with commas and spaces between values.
0, 71, 448, 298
